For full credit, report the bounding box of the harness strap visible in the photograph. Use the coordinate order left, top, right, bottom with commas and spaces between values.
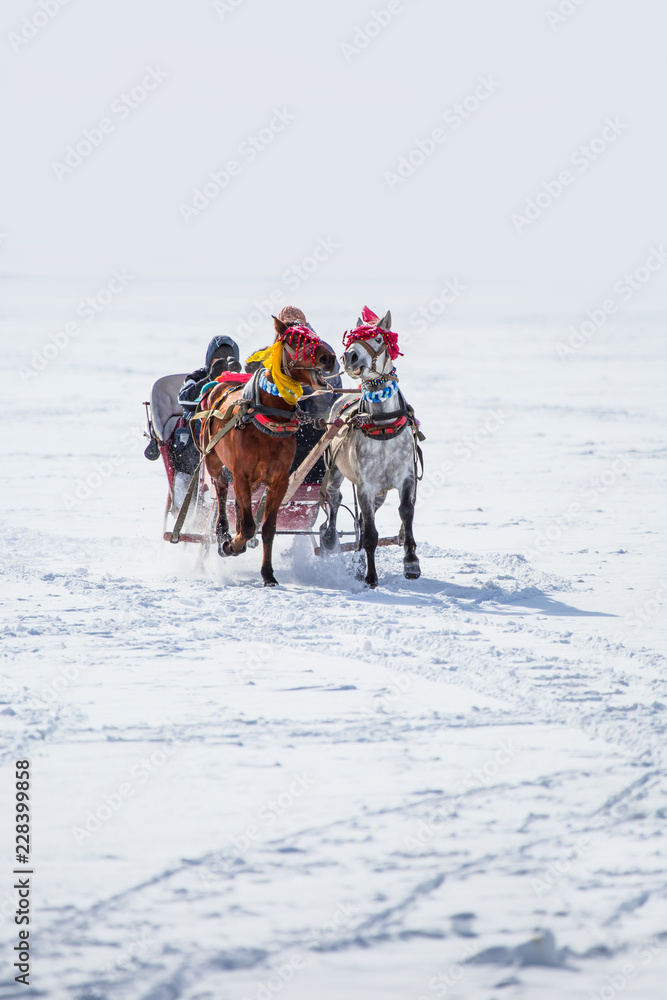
282, 420, 344, 507
195, 383, 240, 423
282, 341, 321, 374
171, 380, 303, 542
254, 486, 268, 529
169, 402, 248, 543
359, 415, 409, 437
318, 461, 335, 514
414, 440, 425, 482
319, 397, 425, 514
403, 402, 425, 490
251, 412, 299, 435
318, 419, 356, 512
363, 406, 408, 423
198, 384, 299, 435
253, 401, 302, 421
405, 403, 426, 442
354, 336, 386, 373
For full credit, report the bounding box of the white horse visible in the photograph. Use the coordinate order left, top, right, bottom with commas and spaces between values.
320, 307, 422, 588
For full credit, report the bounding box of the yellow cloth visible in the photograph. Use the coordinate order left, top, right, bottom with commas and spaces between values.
246, 340, 303, 405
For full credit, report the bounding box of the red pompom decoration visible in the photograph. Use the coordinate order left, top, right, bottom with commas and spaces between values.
277, 324, 322, 362
343, 307, 403, 360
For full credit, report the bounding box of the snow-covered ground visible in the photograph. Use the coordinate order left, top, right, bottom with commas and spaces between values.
1, 277, 666, 999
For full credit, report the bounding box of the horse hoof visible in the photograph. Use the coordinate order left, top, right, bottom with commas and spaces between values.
404, 560, 421, 580
263, 577, 279, 588
365, 576, 378, 589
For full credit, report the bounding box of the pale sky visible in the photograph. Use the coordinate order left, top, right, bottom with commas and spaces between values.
1, 0, 666, 285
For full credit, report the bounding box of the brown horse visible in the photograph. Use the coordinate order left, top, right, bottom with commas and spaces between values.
200, 317, 335, 586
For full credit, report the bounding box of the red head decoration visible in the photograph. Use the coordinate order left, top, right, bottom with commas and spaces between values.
276, 323, 322, 364
342, 306, 403, 360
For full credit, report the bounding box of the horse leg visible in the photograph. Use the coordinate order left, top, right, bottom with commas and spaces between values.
374, 489, 387, 512
357, 486, 379, 588
259, 482, 285, 587
214, 475, 231, 556
320, 466, 344, 552
399, 478, 421, 580
223, 475, 255, 556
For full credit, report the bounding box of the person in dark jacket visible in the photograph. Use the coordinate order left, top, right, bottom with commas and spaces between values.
177, 335, 242, 419
166, 335, 242, 487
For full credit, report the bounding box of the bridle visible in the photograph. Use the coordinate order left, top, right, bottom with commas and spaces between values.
282, 341, 331, 379
345, 336, 394, 378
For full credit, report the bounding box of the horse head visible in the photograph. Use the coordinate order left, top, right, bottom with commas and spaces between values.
273, 316, 336, 391
341, 307, 401, 379
245, 314, 336, 404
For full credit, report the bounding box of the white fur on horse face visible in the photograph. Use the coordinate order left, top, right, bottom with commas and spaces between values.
343, 335, 394, 378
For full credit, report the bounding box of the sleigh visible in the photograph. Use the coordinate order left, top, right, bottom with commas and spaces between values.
143, 374, 362, 553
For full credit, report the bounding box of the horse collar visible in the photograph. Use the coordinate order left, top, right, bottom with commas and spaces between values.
258, 370, 282, 396
361, 380, 398, 403
361, 365, 398, 402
